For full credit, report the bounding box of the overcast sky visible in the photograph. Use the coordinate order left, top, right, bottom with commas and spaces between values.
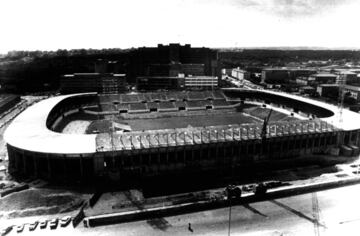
1, 0, 360, 53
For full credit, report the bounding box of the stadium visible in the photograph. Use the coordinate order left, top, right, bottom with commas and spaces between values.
4, 88, 360, 182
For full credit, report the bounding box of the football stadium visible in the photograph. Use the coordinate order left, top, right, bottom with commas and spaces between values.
4, 88, 360, 182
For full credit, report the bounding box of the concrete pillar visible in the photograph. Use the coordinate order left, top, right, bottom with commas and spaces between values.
22, 150, 26, 175
63, 155, 67, 181
47, 154, 51, 179
79, 155, 84, 180
33, 155, 38, 178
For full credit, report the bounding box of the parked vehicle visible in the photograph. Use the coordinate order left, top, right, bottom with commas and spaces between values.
39, 220, 47, 229
60, 216, 72, 227
49, 218, 58, 230
254, 182, 268, 196
0, 226, 13, 236
16, 224, 25, 233
225, 185, 242, 200
29, 221, 38, 231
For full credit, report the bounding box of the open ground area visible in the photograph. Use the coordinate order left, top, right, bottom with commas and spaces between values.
60, 105, 297, 134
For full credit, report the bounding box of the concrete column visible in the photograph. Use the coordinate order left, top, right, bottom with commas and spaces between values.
47, 154, 51, 179
33, 155, 38, 178
79, 155, 84, 180
63, 155, 67, 181
356, 130, 360, 146
22, 150, 26, 175
311, 135, 316, 152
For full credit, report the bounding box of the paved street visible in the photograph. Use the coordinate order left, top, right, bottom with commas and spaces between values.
9, 183, 360, 236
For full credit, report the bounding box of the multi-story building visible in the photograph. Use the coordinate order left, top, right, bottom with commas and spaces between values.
231, 68, 250, 81
184, 76, 218, 90
308, 73, 338, 85
337, 71, 357, 84
316, 84, 339, 99
60, 73, 127, 94
343, 85, 360, 102
128, 44, 219, 84
136, 76, 185, 91
261, 68, 317, 84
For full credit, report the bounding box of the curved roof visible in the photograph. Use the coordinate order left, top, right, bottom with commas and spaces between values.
224, 88, 360, 131
4, 94, 97, 154
4, 90, 360, 155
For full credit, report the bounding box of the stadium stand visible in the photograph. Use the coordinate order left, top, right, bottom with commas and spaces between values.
100, 104, 116, 112
121, 94, 140, 103
165, 92, 177, 101
147, 102, 159, 112
204, 91, 214, 100
129, 103, 148, 113
212, 100, 231, 108
186, 101, 205, 110
118, 104, 129, 113
158, 101, 177, 111
0, 94, 20, 115
175, 101, 186, 110
212, 90, 226, 100
176, 92, 189, 101
188, 91, 206, 101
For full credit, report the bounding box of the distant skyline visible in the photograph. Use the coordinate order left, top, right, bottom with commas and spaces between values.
1, 0, 360, 54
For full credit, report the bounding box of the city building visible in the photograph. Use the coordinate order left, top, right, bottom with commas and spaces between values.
128, 44, 219, 83
184, 76, 218, 89
343, 85, 360, 102
317, 84, 339, 99
299, 86, 316, 95
60, 73, 127, 94
231, 68, 250, 81
221, 68, 233, 75
337, 71, 357, 84
308, 73, 338, 85
261, 68, 317, 84
136, 76, 185, 91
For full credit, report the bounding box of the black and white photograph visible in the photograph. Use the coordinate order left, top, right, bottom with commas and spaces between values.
1, 0, 360, 235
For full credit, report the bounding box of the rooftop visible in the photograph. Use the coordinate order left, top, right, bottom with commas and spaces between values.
344, 84, 360, 92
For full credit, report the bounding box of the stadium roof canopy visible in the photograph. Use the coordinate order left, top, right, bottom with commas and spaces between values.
4, 93, 97, 154
5, 89, 360, 155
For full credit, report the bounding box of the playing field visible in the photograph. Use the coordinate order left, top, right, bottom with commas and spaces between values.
59, 106, 295, 134
126, 113, 259, 131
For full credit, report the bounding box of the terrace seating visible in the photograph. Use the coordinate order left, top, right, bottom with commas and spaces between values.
188, 91, 206, 101
137, 93, 147, 102
147, 102, 159, 111
100, 104, 116, 112
176, 92, 188, 101
143, 93, 153, 102
129, 103, 147, 111
203, 91, 214, 100
98, 95, 113, 104
212, 91, 226, 100
269, 112, 288, 121
186, 101, 205, 109
118, 104, 129, 112
121, 94, 140, 103
249, 107, 271, 120
175, 101, 186, 110
165, 92, 178, 101
212, 100, 231, 107
150, 93, 162, 101
159, 101, 176, 110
